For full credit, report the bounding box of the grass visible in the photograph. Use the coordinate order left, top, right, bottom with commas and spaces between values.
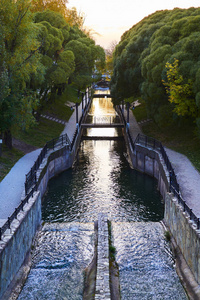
13, 85, 80, 148
133, 102, 200, 173
0, 85, 80, 181
0, 146, 24, 181
13, 119, 65, 148
41, 85, 80, 121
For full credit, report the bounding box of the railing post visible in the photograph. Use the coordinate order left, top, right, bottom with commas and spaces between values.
8, 217, 11, 229
190, 209, 193, 220
126, 102, 130, 125
197, 218, 200, 230
0, 228, 1, 240
82, 93, 84, 113
85, 92, 87, 106
183, 201, 186, 212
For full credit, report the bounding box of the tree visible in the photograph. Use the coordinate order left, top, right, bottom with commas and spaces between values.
33, 10, 75, 101
0, 0, 44, 148
163, 58, 196, 117
31, 0, 68, 15
111, 7, 200, 131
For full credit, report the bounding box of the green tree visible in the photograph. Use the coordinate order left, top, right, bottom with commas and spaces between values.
163, 58, 196, 117
33, 10, 75, 101
0, 0, 44, 148
111, 7, 200, 130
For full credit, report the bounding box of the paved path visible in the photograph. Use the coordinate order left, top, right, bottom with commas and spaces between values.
0, 105, 80, 224
165, 148, 200, 216
0, 149, 41, 225
61, 103, 84, 142
0, 103, 200, 226
126, 109, 200, 217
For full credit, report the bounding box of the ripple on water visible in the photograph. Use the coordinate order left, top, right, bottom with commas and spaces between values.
18, 223, 94, 300
112, 221, 187, 300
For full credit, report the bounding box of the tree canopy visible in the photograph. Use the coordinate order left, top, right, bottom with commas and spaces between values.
0, 0, 105, 147
110, 7, 200, 134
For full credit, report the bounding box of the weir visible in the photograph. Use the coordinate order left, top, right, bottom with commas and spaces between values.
0, 88, 191, 299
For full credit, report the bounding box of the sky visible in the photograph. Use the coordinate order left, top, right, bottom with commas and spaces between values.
67, 0, 200, 49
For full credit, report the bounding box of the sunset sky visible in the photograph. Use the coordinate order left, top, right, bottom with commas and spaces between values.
68, 0, 200, 49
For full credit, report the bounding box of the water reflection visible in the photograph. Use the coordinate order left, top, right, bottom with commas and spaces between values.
42, 139, 163, 223
18, 91, 186, 299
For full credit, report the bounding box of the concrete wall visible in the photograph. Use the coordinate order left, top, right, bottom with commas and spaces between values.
124, 131, 169, 200
0, 130, 83, 299
0, 192, 41, 299
165, 193, 200, 284
124, 130, 200, 291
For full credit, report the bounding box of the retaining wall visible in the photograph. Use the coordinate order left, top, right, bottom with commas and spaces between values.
0, 130, 83, 299
165, 193, 200, 285
124, 128, 200, 293
124, 130, 169, 200
0, 191, 41, 299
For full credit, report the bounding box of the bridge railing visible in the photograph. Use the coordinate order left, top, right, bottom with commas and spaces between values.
0, 87, 93, 240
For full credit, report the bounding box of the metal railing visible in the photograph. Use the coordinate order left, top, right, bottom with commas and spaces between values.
118, 105, 200, 229
25, 133, 71, 195
0, 185, 37, 240
0, 88, 93, 240
117, 105, 135, 152
135, 134, 200, 229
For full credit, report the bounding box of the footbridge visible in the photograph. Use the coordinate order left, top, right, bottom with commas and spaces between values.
81, 115, 124, 129
92, 93, 113, 98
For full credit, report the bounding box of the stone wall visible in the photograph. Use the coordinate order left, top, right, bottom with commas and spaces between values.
0, 192, 41, 300
165, 193, 200, 285
0, 131, 83, 299
125, 133, 169, 200
95, 213, 111, 300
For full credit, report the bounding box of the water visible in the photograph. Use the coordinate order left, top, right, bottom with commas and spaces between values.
18, 91, 187, 299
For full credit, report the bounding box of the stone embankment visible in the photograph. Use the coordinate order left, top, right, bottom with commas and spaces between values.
95, 213, 111, 300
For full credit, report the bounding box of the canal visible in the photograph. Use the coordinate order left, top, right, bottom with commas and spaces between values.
18, 91, 187, 299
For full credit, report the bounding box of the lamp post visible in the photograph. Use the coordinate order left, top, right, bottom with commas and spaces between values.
122, 100, 124, 113
82, 93, 84, 112
71, 103, 79, 128
0, 134, 2, 157
126, 102, 130, 129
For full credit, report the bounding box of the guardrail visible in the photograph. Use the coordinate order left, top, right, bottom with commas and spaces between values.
0, 87, 93, 240
25, 133, 71, 195
0, 185, 37, 240
118, 104, 200, 229
135, 133, 200, 229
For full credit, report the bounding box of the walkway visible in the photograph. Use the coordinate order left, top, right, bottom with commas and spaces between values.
125, 109, 200, 217
1, 102, 200, 227
0, 149, 41, 225
61, 103, 84, 142
0, 104, 80, 225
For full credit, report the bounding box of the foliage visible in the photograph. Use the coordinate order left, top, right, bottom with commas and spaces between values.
111, 7, 200, 133
0, 0, 105, 148
31, 0, 68, 14
33, 10, 75, 101
163, 58, 196, 117
0, 0, 45, 147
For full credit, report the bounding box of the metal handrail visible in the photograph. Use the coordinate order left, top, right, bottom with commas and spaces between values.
135, 133, 199, 229
118, 106, 199, 228
0, 88, 93, 240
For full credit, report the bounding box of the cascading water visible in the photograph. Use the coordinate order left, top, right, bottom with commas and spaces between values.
18, 90, 187, 299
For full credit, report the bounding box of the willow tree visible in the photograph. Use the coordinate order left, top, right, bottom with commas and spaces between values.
0, 0, 45, 148
33, 10, 75, 102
